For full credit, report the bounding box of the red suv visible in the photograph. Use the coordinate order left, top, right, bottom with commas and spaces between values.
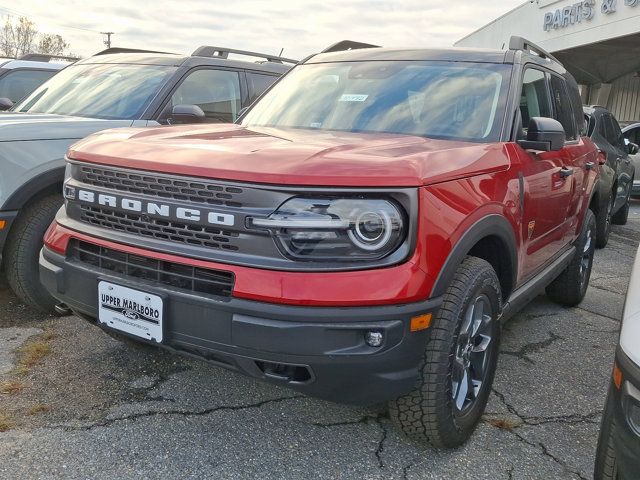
40, 38, 599, 447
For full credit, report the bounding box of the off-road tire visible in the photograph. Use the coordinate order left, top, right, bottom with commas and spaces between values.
546, 209, 596, 307
4, 194, 62, 313
388, 256, 501, 449
594, 384, 618, 480
595, 194, 613, 248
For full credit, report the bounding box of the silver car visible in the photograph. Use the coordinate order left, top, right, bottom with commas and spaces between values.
622, 123, 640, 196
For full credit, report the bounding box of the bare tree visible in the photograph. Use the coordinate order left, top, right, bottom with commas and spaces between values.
0, 16, 73, 59
37, 34, 70, 56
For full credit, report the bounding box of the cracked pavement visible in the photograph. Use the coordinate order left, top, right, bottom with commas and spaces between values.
1, 200, 639, 479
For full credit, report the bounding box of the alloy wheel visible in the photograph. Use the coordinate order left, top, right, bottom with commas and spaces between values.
452, 294, 494, 413
579, 227, 593, 287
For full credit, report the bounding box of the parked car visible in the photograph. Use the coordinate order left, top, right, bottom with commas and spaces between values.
622, 122, 640, 196
594, 245, 640, 479
40, 37, 599, 448
584, 106, 636, 248
0, 46, 294, 313
0, 54, 76, 106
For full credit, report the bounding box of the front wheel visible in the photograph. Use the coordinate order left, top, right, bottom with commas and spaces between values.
546, 209, 596, 307
595, 194, 613, 249
388, 256, 501, 448
594, 383, 618, 480
4, 194, 63, 313
612, 186, 631, 226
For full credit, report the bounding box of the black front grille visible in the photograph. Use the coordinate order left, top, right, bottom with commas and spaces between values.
79, 205, 240, 252
78, 165, 244, 208
69, 240, 234, 297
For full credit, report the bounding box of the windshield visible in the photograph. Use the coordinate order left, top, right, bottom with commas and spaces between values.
14, 63, 176, 119
242, 61, 510, 142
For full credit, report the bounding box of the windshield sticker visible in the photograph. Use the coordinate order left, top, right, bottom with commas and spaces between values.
339, 94, 368, 102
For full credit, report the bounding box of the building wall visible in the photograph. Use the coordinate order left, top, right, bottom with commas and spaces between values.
609, 72, 640, 125
456, 0, 640, 54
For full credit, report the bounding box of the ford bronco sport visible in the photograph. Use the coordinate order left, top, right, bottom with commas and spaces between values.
40, 38, 599, 447
0, 46, 293, 313
0, 54, 77, 106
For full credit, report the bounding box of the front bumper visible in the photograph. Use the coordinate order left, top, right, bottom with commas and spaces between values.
632, 180, 640, 196
604, 348, 640, 479
40, 245, 441, 406
0, 210, 18, 265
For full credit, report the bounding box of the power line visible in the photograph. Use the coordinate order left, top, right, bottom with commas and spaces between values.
0, 4, 102, 33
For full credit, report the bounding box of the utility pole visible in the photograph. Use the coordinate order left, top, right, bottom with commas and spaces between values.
101, 32, 114, 49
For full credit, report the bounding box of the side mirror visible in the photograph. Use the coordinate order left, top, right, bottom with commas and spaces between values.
170, 104, 205, 124
0, 97, 13, 111
628, 142, 639, 155
517, 117, 566, 152
237, 106, 249, 120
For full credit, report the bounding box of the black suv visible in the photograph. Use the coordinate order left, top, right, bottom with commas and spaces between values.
584, 106, 637, 247
0, 46, 294, 313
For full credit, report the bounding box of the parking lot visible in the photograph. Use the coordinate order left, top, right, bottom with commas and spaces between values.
0, 201, 637, 480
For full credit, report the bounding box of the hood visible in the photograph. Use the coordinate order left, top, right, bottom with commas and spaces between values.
0, 112, 133, 142
68, 124, 511, 187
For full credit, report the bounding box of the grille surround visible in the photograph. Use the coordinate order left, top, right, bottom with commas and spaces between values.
80, 204, 240, 252
69, 240, 235, 298
78, 165, 244, 208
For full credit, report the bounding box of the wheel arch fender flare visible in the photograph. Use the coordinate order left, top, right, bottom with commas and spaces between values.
1, 166, 65, 211
430, 214, 518, 299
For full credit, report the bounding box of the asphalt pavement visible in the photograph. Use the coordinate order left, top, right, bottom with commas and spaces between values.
1, 201, 639, 480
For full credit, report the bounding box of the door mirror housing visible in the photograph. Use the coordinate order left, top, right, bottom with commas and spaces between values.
517, 117, 566, 152
628, 141, 639, 156
0, 97, 13, 111
236, 106, 249, 121
170, 104, 206, 124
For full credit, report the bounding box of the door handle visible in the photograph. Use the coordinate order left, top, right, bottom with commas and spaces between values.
559, 167, 574, 178
585, 162, 595, 171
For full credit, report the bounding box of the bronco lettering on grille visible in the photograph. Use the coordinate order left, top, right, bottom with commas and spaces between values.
70, 188, 235, 227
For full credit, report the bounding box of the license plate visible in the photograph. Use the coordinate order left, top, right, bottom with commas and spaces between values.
98, 281, 163, 342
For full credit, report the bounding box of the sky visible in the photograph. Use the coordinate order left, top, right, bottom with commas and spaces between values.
0, 0, 525, 59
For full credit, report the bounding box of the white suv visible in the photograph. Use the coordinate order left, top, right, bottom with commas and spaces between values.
594, 245, 640, 479
0, 54, 76, 106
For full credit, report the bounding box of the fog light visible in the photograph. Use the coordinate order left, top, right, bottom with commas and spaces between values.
365, 331, 384, 347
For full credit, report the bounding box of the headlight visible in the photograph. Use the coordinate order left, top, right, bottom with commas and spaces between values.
250, 197, 406, 261
63, 163, 75, 200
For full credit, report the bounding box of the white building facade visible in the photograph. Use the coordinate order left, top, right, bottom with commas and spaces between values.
456, 0, 640, 124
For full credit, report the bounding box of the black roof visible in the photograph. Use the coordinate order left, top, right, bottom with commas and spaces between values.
307, 47, 512, 65
75, 47, 292, 74
305, 36, 569, 76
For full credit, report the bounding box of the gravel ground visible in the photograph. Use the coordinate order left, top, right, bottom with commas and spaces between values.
1, 200, 639, 480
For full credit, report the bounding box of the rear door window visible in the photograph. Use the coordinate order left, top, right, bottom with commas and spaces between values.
549, 75, 577, 141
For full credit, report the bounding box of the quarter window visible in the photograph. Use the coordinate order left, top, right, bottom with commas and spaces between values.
549, 75, 577, 141
170, 69, 241, 123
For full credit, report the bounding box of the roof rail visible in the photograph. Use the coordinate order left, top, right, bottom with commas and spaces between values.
321, 40, 380, 54
19, 53, 79, 62
192, 46, 298, 64
508, 36, 559, 63
93, 47, 175, 56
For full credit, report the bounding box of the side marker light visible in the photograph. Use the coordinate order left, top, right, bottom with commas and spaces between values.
411, 313, 432, 332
